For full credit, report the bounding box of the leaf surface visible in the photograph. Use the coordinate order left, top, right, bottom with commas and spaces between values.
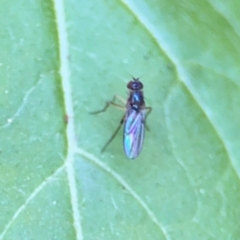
1, 0, 240, 239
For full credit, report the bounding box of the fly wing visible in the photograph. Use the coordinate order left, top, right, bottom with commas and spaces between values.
123, 110, 145, 159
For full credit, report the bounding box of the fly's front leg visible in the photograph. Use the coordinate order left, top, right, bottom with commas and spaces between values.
90, 95, 126, 114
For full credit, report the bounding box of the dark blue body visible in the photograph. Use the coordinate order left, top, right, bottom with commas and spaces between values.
123, 79, 146, 159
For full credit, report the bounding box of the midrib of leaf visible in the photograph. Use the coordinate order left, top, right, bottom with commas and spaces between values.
121, 0, 240, 180
53, 0, 83, 239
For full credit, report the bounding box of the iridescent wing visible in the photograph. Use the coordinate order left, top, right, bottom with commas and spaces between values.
123, 110, 145, 159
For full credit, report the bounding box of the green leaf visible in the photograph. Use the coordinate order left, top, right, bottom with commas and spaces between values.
1, 0, 240, 239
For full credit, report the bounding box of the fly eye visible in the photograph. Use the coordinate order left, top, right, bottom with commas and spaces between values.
127, 81, 143, 90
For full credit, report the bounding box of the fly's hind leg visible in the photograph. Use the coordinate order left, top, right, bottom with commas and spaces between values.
143, 106, 152, 131
101, 115, 125, 153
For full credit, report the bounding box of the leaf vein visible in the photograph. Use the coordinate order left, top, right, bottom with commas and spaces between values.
0, 165, 64, 239
52, 0, 83, 239
207, 0, 240, 38
76, 148, 170, 240
0, 77, 42, 129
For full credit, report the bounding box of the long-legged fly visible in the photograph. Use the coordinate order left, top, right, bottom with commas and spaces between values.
91, 77, 151, 159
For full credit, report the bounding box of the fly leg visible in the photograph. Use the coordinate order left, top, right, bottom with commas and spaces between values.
90, 95, 126, 114
90, 95, 126, 153
143, 106, 152, 131
101, 115, 125, 153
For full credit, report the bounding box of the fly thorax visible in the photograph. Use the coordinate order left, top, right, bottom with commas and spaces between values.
129, 91, 144, 105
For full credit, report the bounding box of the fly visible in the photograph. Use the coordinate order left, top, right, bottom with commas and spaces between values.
91, 77, 151, 159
